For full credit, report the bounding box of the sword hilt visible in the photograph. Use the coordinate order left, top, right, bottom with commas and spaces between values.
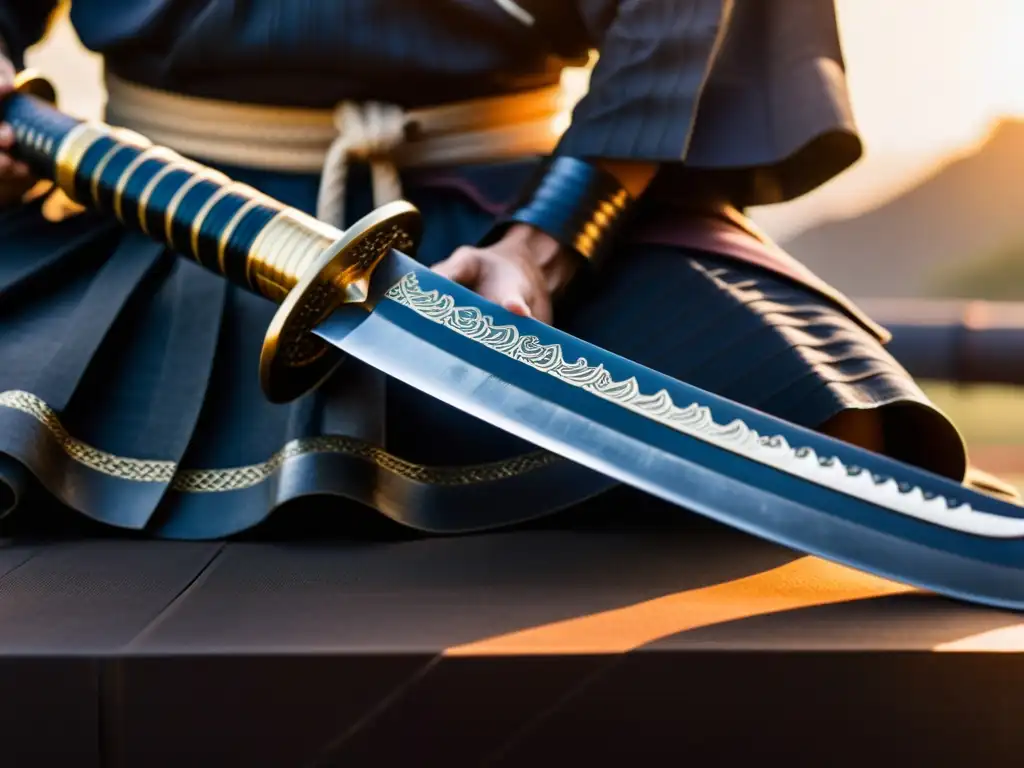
1, 72, 422, 403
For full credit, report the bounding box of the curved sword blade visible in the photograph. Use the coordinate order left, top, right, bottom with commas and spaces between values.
316, 250, 1024, 611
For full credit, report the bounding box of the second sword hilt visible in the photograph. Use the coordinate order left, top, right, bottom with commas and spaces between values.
2, 72, 423, 402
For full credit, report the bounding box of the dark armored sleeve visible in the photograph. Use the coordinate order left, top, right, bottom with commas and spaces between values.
0, 1, 59, 67
555, 0, 732, 162
553, 0, 861, 205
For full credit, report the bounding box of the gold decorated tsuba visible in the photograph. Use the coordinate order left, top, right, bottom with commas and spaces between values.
258, 200, 422, 403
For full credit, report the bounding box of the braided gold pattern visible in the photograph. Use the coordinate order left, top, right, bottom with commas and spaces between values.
171, 437, 559, 492
0, 390, 559, 493
0, 390, 176, 482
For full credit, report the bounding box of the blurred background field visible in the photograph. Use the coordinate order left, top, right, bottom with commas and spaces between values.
23, 2, 1024, 493
928, 385, 1024, 446
924, 384, 1024, 489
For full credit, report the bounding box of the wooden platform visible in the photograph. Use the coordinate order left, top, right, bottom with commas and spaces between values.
2, 509, 1023, 767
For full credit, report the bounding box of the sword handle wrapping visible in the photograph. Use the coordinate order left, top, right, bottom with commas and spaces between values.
1, 74, 422, 402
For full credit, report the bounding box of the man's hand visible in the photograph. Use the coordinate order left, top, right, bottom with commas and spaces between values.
432, 223, 580, 325
0, 52, 37, 207
432, 160, 656, 323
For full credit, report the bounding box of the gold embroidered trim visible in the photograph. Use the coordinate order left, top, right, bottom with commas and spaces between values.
171, 439, 558, 492
0, 390, 177, 482
0, 390, 558, 493
384, 272, 1024, 539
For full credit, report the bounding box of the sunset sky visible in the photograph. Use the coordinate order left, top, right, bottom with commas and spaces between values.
24, 1, 1024, 237
836, 0, 1024, 154
764, 0, 1024, 235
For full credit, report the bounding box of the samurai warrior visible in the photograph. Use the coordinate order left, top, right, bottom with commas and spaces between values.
0, 0, 1012, 539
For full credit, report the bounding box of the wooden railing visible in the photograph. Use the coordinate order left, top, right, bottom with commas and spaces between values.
860, 299, 1024, 386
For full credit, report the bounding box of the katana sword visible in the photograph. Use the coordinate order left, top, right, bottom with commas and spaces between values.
4, 75, 1024, 611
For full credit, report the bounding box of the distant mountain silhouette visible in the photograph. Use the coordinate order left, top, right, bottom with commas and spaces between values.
781, 119, 1024, 298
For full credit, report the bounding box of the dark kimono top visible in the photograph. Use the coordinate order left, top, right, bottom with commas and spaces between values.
0, 0, 878, 335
